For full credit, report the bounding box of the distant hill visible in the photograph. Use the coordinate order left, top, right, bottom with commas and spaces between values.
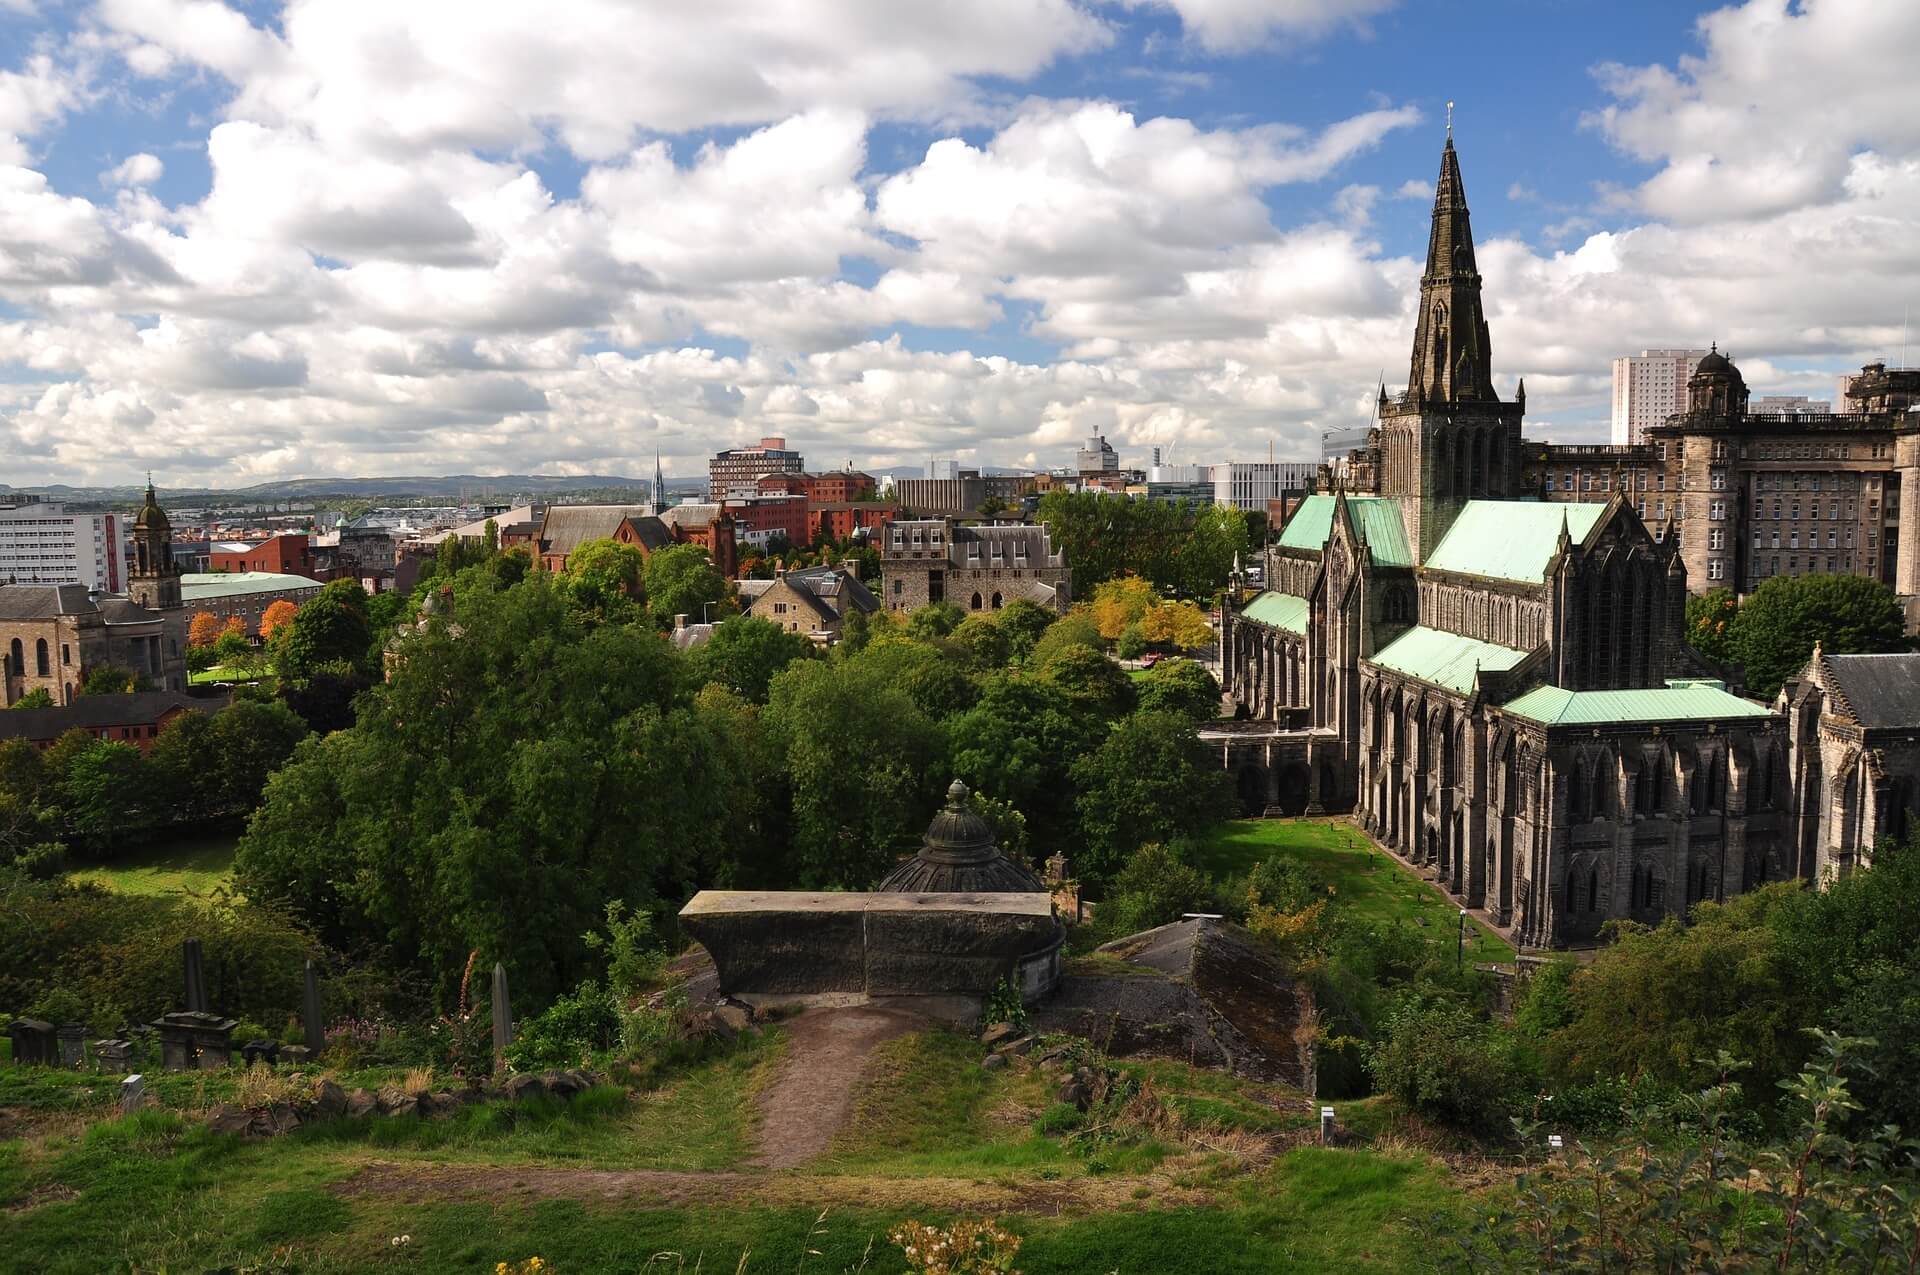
0, 474, 661, 504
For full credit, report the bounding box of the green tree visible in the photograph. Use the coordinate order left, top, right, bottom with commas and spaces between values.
947, 675, 1103, 849
686, 616, 816, 703
212, 628, 252, 670
558, 536, 646, 623
1134, 657, 1219, 721
8, 688, 54, 710
1070, 710, 1235, 881
1732, 572, 1905, 697
279, 578, 375, 682
59, 739, 150, 849
1035, 645, 1135, 719
949, 615, 1011, 670
79, 666, 139, 696
1114, 623, 1147, 659
763, 658, 945, 887
1684, 586, 1739, 663
1368, 998, 1521, 1135
904, 600, 965, 640
642, 544, 728, 628
1100, 841, 1211, 934
1027, 608, 1103, 667
994, 599, 1055, 663
848, 635, 980, 718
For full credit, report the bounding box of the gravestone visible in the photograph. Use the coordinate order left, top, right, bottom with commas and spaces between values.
151, 1011, 237, 1071
490, 963, 512, 1063
6, 1019, 55, 1066
183, 938, 208, 1013
55, 1024, 87, 1069
302, 960, 325, 1054
121, 1074, 145, 1114
1321, 1105, 1336, 1145
94, 1039, 134, 1073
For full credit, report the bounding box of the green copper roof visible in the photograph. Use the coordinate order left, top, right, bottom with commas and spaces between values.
1425, 500, 1609, 583
182, 572, 325, 600
1276, 495, 1411, 567
1366, 625, 1528, 694
1500, 682, 1774, 726
1241, 590, 1309, 634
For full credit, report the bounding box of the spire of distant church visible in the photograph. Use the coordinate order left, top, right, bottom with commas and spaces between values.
1406, 121, 1496, 405
653, 449, 667, 515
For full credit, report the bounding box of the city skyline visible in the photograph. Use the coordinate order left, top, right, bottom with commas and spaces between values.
2, 1, 1917, 486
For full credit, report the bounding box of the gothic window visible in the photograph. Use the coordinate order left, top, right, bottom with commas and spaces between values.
1585, 867, 1601, 914
34, 639, 48, 676
991, 592, 1002, 609
1569, 760, 1589, 821
969, 592, 982, 610
6, 639, 19, 676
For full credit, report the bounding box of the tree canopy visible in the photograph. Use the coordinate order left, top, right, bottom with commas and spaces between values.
642, 544, 729, 628
1732, 572, 1905, 696
686, 615, 816, 703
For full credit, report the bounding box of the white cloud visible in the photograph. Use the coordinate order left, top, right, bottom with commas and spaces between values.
1120, 0, 1397, 53
0, 50, 89, 163
101, 152, 162, 187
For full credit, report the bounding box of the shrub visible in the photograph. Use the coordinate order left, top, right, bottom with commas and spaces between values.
1099, 841, 1210, 935
1115, 623, 1147, 659
504, 980, 619, 1072
1368, 999, 1524, 1135
1512, 955, 1576, 1040
890, 1218, 1023, 1275
1034, 1102, 1084, 1136
1243, 856, 1327, 915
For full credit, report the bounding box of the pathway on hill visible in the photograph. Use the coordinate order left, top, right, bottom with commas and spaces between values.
750, 1005, 925, 1170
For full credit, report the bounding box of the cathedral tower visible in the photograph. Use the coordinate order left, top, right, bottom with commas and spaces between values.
1376, 127, 1526, 563
127, 479, 183, 610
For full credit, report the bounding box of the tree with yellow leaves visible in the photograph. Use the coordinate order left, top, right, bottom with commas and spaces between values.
258, 599, 298, 641
187, 610, 223, 648
1090, 576, 1156, 642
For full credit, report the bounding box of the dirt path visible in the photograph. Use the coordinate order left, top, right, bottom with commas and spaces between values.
332, 1159, 1222, 1217
750, 1006, 925, 1170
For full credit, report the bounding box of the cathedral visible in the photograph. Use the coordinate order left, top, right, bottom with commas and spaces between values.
1221, 133, 1799, 949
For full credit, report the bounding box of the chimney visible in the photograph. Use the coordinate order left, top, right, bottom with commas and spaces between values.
674, 613, 688, 631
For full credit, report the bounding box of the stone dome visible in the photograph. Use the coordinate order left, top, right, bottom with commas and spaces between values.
877, 779, 1046, 894
1693, 345, 1735, 378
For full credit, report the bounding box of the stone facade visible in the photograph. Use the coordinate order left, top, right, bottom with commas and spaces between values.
738, 566, 879, 641
879, 519, 1070, 615
0, 584, 183, 704
1224, 132, 1813, 949
1781, 649, 1920, 880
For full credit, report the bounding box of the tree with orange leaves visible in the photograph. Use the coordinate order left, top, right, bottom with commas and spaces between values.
187, 611, 222, 648
259, 599, 298, 640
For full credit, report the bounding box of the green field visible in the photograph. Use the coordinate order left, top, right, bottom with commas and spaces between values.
189, 666, 275, 686
1198, 818, 1516, 964
67, 830, 240, 900
0, 1026, 1471, 1273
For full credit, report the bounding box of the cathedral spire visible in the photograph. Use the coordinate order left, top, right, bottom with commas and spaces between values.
652, 449, 667, 515
1406, 126, 1496, 405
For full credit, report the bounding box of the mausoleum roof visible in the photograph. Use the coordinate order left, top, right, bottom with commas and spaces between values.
877, 779, 1046, 894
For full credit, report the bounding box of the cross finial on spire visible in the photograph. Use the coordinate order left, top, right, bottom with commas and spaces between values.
1446, 100, 1453, 139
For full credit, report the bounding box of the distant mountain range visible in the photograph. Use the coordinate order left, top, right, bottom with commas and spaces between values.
0, 474, 662, 504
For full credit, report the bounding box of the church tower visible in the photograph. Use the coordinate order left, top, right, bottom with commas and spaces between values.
127, 479, 183, 610
1376, 123, 1526, 563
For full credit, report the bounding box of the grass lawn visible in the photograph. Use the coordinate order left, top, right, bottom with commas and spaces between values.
1, 1025, 1473, 1273
66, 829, 240, 900
1198, 818, 1516, 965
189, 666, 276, 686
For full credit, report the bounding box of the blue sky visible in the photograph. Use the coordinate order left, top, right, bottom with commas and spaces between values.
1, 0, 1915, 485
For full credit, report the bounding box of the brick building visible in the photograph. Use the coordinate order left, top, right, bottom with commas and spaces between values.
738, 565, 880, 642
755, 469, 876, 503
807, 501, 897, 543
720, 495, 809, 548
0, 689, 221, 753
176, 572, 325, 646
879, 519, 1070, 615
893, 472, 1038, 517
534, 504, 740, 580
210, 532, 314, 576
709, 437, 805, 501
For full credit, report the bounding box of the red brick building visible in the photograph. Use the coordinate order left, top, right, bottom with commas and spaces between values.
807, 501, 898, 543
209, 533, 314, 576
0, 690, 222, 754
754, 469, 877, 503
721, 495, 808, 548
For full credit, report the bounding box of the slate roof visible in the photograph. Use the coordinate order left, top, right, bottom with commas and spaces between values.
740, 567, 880, 624
1425, 500, 1608, 583
536, 505, 654, 556
1275, 495, 1411, 566
0, 583, 96, 619
181, 572, 324, 600
658, 503, 721, 530
1241, 591, 1309, 635
1818, 652, 1920, 730
1500, 680, 1773, 726
0, 691, 220, 743
1367, 625, 1528, 694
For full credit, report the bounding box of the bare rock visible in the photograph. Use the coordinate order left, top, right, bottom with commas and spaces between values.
313, 1079, 348, 1120
713, 1004, 753, 1036
980, 1022, 1020, 1048
1056, 1077, 1092, 1110
543, 1070, 584, 1100
345, 1088, 377, 1119
280, 1045, 312, 1066
373, 1084, 408, 1114
504, 1073, 547, 1103
385, 1095, 420, 1119
562, 1068, 596, 1095
251, 1103, 301, 1137
981, 1053, 1009, 1072
993, 1035, 1034, 1057
206, 1104, 252, 1137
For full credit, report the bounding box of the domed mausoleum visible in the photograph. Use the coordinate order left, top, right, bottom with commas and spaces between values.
877, 780, 1045, 894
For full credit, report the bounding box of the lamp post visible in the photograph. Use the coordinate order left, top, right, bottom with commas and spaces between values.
1457, 907, 1468, 970
702, 601, 716, 625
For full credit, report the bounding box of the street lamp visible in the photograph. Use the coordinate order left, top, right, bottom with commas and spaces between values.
1456, 907, 1468, 970
702, 601, 716, 625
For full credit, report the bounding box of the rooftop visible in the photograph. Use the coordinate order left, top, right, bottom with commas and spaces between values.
1425, 500, 1608, 583
1241, 590, 1308, 636
1367, 625, 1528, 694
1276, 494, 1411, 566
1500, 680, 1774, 726
1814, 651, 1920, 730
181, 572, 325, 600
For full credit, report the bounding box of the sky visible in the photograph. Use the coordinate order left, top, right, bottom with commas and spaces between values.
2, 0, 1919, 487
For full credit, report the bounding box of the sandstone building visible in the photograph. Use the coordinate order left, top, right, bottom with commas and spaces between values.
1781, 649, 1920, 881
879, 519, 1070, 615
1224, 133, 1819, 949
738, 565, 879, 642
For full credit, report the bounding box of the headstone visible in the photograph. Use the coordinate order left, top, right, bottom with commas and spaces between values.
55, 1024, 87, 1069
240, 1040, 280, 1067
6, 1019, 55, 1066
280, 1045, 311, 1066
183, 938, 208, 1014
1320, 1105, 1336, 1145
94, 1039, 134, 1073
121, 1074, 145, 1115
302, 959, 325, 1054
150, 1010, 237, 1071
490, 963, 512, 1062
